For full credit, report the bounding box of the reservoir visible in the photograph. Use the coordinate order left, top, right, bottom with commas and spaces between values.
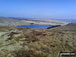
17, 25, 53, 29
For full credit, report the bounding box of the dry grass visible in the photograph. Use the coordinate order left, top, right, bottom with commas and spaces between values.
0, 24, 76, 57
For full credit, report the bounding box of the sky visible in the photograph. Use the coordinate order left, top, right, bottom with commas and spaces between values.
0, 0, 76, 20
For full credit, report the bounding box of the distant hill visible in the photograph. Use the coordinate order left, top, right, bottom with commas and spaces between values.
0, 17, 30, 26
0, 17, 69, 26
52, 19, 76, 23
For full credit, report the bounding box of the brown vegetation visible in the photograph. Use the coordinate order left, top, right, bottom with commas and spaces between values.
0, 24, 76, 57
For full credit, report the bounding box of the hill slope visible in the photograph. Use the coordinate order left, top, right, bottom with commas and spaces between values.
0, 23, 76, 57
0, 17, 69, 26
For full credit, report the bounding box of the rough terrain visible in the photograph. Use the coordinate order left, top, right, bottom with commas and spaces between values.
0, 23, 76, 57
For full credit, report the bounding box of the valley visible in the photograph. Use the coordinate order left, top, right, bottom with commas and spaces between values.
0, 17, 69, 26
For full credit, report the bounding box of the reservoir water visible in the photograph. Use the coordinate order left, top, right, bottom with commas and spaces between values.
17, 25, 53, 29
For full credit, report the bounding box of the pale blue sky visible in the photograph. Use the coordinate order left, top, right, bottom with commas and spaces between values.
0, 0, 76, 20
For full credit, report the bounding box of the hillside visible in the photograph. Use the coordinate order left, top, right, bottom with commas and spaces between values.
0, 17, 69, 26
0, 23, 76, 57
0, 17, 30, 26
